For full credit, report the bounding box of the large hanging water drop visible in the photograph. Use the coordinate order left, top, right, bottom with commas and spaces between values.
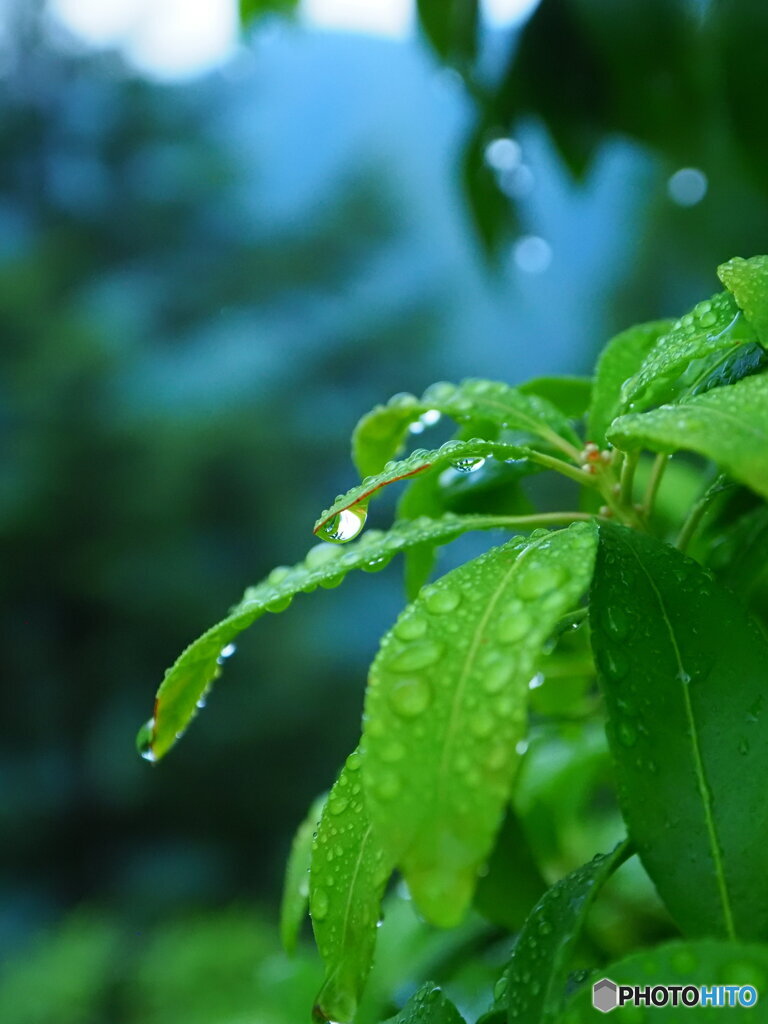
317, 505, 368, 544
451, 457, 486, 473
136, 718, 157, 763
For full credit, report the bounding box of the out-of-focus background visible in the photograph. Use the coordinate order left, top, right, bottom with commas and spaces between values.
3, 0, 768, 1020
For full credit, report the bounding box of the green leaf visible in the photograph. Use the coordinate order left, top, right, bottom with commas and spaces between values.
139, 513, 547, 761
351, 380, 581, 479
590, 523, 768, 939
416, 0, 478, 67
239, 0, 297, 26
385, 982, 466, 1024
620, 292, 756, 410
519, 376, 593, 420
559, 939, 768, 1022
362, 523, 598, 927
310, 752, 394, 1024
690, 340, 768, 396
280, 793, 326, 955
608, 372, 768, 501
314, 440, 530, 542
495, 840, 630, 1023
474, 810, 546, 932
588, 319, 674, 444
717, 254, 768, 346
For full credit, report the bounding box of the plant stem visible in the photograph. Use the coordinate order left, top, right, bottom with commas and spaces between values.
643, 453, 669, 517
493, 511, 599, 529
619, 450, 639, 507
676, 474, 728, 553
527, 450, 599, 488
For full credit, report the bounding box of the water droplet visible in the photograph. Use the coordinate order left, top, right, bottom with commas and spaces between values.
380, 739, 406, 763
483, 662, 513, 694
318, 506, 368, 544
136, 718, 156, 762
484, 744, 508, 771
676, 669, 692, 685
528, 672, 544, 690
394, 615, 428, 641
496, 611, 531, 644
747, 695, 763, 722
602, 646, 629, 681
603, 604, 629, 640
470, 710, 494, 738
451, 456, 486, 473
423, 381, 456, 404
345, 750, 361, 772
387, 676, 432, 718
617, 718, 638, 748
516, 565, 566, 600
328, 795, 349, 816
515, 739, 529, 756
423, 587, 461, 614
268, 565, 292, 583
738, 736, 750, 756
312, 888, 329, 921
217, 642, 237, 665
493, 975, 509, 1001
389, 641, 442, 673
375, 772, 402, 800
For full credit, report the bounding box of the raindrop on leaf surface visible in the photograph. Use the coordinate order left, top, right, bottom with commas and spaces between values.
318, 506, 368, 544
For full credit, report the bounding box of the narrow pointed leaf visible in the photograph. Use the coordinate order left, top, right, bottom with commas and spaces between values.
590, 523, 768, 939
280, 793, 326, 955
310, 751, 394, 1024
608, 372, 768, 500
620, 292, 756, 410
519, 375, 592, 420
588, 319, 673, 444
499, 840, 630, 1023
362, 523, 598, 927
141, 513, 543, 761
314, 440, 530, 541
352, 379, 581, 479
717, 254, 768, 346
559, 939, 768, 1022
474, 810, 546, 932
690, 340, 768, 396
386, 982, 466, 1024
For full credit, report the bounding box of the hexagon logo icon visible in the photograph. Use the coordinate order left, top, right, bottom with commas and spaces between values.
592, 978, 618, 1013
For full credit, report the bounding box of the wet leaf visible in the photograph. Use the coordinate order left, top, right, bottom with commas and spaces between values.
620, 292, 756, 410
310, 752, 394, 1024
362, 523, 598, 927
280, 793, 326, 955
519, 376, 593, 420
590, 523, 768, 939
498, 840, 630, 1023
559, 939, 768, 1022
689, 340, 768, 396
474, 810, 546, 932
141, 512, 541, 761
416, 0, 478, 68
351, 379, 581, 479
314, 440, 530, 542
608, 372, 768, 500
588, 319, 673, 444
385, 982, 466, 1024
717, 254, 768, 347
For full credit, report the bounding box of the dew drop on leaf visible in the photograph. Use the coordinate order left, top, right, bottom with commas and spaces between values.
136, 718, 157, 763
393, 614, 429, 641
496, 611, 531, 644
318, 506, 368, 544
617, 718, 638, 748
216, 642, 237, 665
516, 565, 566, 600
312, 888, 329, 921
387, 676, 432, 718
451, 456, 486, 473
388, 641, 443, 673
423, 587, 461, 614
